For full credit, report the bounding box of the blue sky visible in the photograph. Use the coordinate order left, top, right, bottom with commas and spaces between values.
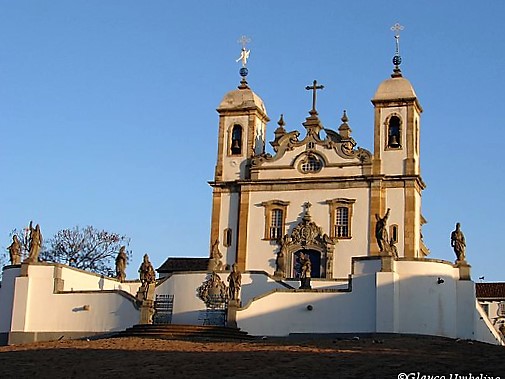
1, 1, 504, 281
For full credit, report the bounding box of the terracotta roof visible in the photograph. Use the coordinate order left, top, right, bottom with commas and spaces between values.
476, 283, 505, 299
157, 258, 209, 273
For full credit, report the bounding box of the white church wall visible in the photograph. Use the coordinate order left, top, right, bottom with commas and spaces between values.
386, 188, 405, 256
256, 165, 366, 180
246, 188, 371, 278
219, 191, 239, 267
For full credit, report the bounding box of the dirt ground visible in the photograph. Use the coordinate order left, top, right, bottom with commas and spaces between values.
0, 335, 504, 378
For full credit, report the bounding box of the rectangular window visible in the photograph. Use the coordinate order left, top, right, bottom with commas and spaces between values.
270, 209, 283, 240
327, 198, 355, 239
335, 207, 349, 237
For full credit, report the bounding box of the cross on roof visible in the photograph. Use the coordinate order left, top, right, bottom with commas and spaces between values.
390, 23, 404, 55
237, 35, 251, 50
305, 80, 324, 113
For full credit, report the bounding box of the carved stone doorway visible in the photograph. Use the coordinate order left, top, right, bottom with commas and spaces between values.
292, 249, 321, 278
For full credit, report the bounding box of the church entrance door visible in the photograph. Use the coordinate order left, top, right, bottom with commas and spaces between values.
292, 249, 321, 278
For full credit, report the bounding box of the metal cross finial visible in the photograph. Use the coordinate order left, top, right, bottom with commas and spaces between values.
390, 23, 404, 56
304, 201, 312, 211
305, 80, 324, 113
238, 35, 251, 49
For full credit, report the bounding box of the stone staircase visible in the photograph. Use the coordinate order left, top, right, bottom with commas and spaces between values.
116, 324, 253, 340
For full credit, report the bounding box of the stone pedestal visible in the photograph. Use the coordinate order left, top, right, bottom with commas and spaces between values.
299, 277, 312, 289
227, 299, 240, 329
456, 261, 471, 280
380, 256, 394, 272
138, 283, 156, 324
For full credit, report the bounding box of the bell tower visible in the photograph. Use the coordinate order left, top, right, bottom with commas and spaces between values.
369, 24, 426, 259
210, 37, 269, 271
214, 37, 269, 182
371, 23, 422, 177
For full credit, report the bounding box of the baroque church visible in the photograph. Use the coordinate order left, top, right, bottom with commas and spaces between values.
0, 34, 503, 345
208, 55, 427, 281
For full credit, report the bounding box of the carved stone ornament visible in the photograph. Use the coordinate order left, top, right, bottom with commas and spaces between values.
275, 202, 336, 278
291, 212, 323, 247
197, 272, 228, 308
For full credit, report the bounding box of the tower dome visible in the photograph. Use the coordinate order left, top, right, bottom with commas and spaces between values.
372, 75, 418, 103
217, 87, 267, 115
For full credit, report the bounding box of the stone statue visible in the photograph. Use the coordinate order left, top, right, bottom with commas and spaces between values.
227, 263, 242, 301
389, 238, 399, 259
236, 47, 250, 67
25, 221, 42, 263
451, 222, 466, 262
115, 246, 127, 282
139, 254, 156, 286
208, 239, 223, 271
299, 253, 312, 289
7, 235, 22, 265
375, 208, 391, 254
275, 235, 289, 277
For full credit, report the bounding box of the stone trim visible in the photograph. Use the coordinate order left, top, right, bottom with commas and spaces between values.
236, 191, 250, 272
210, 191, 222, 253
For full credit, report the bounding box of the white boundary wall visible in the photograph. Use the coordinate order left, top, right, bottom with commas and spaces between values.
0, 263, 140, 344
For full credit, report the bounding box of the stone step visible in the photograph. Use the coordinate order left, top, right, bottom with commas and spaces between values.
117, 324, 253, 340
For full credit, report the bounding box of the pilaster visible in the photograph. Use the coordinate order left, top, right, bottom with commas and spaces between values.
236, 190, 250, 272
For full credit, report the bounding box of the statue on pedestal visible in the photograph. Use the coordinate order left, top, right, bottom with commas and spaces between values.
139, 254, 156, 287
137, 254, 156, 324
25, 221, 42, 263
375, 209, 391, 254
227, 263, 242, 301
8, 235, 22, 265
451, 222, 466, 263
115, 246, 127, 282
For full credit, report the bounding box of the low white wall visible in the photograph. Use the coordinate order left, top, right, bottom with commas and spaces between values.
57, 264, 140, 295
3, 264, 140, 337
235, 258, 502, 344
396, 260, 459, 338
0, 266, 21, 333
237, 274, 376, 336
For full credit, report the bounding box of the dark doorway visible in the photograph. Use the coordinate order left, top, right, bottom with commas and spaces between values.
292, 249, 321, 278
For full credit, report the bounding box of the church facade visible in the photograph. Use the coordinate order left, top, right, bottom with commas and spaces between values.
210, 65, 427, 281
